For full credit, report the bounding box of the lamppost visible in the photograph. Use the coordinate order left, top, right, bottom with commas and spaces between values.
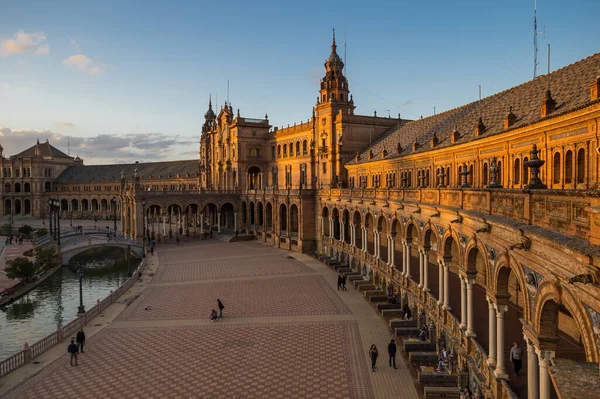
48, 199, 53, 238
77, 264, 85, 314
127, 244, 132, 277
54, 198, 61, 246
142, 199, 146, 258
111, 197, 118, 239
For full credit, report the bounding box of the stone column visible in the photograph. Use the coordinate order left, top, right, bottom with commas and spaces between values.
460, 276, 467, 329
374, 231, 380, 258
389, 235, 395, 266
362, 227, 368, 252
329, 218, 334, 239
487, 297, 497, 367
437, 260, 444, 305
466, 279, 476, 337
200, 215, 204, 235
418, 248, 424, 288
217, 213, 221, 233
494, 304, 509, 379
234, 213, 237, 232
537, 350, 554, 399
423, 250, 430, 291
320, 216, 325, 236
350, 224, 355, 246
162, 214, 166, 236
405, 242, 412, 278
443, 262, 451, 310
526, 338, 539, 399
339, 222, 345, 243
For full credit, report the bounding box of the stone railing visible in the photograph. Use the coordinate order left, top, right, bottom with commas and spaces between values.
324, 187, 600, 245
0, 259, 146, 378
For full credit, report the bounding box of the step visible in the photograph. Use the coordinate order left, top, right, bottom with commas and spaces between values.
403, 339, 437, 352
409, 351, 439, 363
353, 280, 372, 287
332, 264, 348, 271
381, 309, 405, 319
418, 371, 457, 388
424, 386, 461, 398
342, 271, 361, 277
364, 290, 385, 298
348, 275, 364, 281
368, 295, 389, 303
378, 303, 403, 312
395, 327, 421, 336
337, 267, 353, 274
358, 284, 377, 292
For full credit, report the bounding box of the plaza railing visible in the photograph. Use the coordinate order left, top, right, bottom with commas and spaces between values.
0, 258, 146, 378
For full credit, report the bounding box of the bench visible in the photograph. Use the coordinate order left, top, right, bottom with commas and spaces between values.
423, 386, 461, 398
409, 351, 439, 363
353, 280, 373, 288
364, 290, 385, 298
403, 338, 437, 352
347, 275, 364, 281
389, 319, 416, 329
381, 309, 405, 319
368, 295, 389, 303
418, 369, 457, 388
395, 327, 421, 336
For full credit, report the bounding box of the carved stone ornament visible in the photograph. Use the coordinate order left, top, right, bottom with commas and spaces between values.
436, 225, 445, 237
523, 265, 543, 300
417, 220, 425, 230
458, 233, 468, 248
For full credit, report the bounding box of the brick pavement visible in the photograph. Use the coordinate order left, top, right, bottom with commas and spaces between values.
2, 240, 419, 399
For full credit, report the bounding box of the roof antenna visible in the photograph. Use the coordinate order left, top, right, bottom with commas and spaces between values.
344, 25, 347, 76
67, 137, 70, 156
433, 106, 436, 115
534, 0, 538, 78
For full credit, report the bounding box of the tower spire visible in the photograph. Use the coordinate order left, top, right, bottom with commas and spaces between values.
331, 28, 337, 52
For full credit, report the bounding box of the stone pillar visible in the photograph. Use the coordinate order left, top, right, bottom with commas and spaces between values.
460, 276, 467, 329
217, 213, 221, 233
494, 304, 509, 379
418, 248, 424, 288
162, 214, 166, 236
537, 350, 554, 399
374, 231, 380, 258
339, 221, 345, 243
443, 262, 451, 310
234, 213, 237, 232
329, 218, 334, 239
200, 215, 204, 235
487, 297, 497, 367
405, 242, 412, 278
389, 235, 395, 266
423, 250, 430, 291
526, 338, 539, 399
362, 227, 368, 252
466, 279, 476, 337
320, 216, 325, 236
437, 260, 444, 305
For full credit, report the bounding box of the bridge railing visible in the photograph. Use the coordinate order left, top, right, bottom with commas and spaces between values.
0, 258, 147, 378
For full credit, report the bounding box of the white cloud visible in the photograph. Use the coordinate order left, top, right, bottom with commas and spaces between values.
1, 30, 50, 56
57, 122, 76, 128
0, 127, 197, 164
63, 54, 106, 75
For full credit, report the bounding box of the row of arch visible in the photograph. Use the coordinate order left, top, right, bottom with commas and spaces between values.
241, 200, 299, 235
275, 139, 309, 159
322, 204, 595, 396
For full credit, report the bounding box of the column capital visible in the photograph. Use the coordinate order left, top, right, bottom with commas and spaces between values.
494, 303, 508, 314
535, 349, 555, 366
466, 278, 476, 288
486, 296, 496, 308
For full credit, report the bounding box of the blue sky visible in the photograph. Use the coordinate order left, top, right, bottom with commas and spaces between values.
1, 0, 598, 163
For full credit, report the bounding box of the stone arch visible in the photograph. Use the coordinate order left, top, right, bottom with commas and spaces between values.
220, 202, 235, 230
533, 282, 598, 362
464, 238, 489, 284
364, 212, 375, 255
322, 206, 330, 236
249, 201, 255, 226
265, 202, 273, 230
241, 201, 247, 227
441, 231, 462, 263
24, 182, 30, 192
422, 225, 439, 250
494, 253, 530, 320
353, 210, 362, 248
331, 207, 341, 240
342, 209, 350, 243
279, 203, 287, 232
290, 204, 299, 234
257, 202, 264, 227
405, 221, 419, 243
81, 199, 89, 211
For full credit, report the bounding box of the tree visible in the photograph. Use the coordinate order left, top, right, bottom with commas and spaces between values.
5, 257, 40, 282
35, 228, 48, 238
35, 246, 56, 269
18, 225, 33, 236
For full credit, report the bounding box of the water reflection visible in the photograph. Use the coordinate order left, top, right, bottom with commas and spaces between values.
0, 249, 139, 360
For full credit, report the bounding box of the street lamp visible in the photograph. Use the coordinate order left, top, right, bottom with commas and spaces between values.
142, 199, 146, 258
111, 197, 117, 239
127, 244, 132, 277
48, 199, 53, 238
77, 264, 85, 314
54, 199, 61, 246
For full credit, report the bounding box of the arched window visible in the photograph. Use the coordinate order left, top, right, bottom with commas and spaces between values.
523, 157, 529, 184
577, 148, 585, 184
289, 143, 294, 157
482, 162, 489, 185
553, 152, 561, 184
303, 140, 308, 155
565, 150, 573, 184
468, 164, 473, 185
283, 145, 287, 157
445, 166, 451, 186
24, 183, 30, 192
14, 183, 21, 193
271, 145, 276, 160
296, 141, 300, 156
277, 145, 281, 158
514, 158, 521, 184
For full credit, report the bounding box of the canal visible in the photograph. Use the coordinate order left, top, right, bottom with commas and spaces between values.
0, 247, 140, 360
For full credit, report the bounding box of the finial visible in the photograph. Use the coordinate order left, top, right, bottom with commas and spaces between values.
332, 27, 336, 45
265, 113, 268, 119
209, 94, 212, 107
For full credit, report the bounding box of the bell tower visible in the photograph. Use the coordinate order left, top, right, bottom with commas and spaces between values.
315, 29, 354, 188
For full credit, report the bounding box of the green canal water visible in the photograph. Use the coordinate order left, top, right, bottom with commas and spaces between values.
0, 247, 140, 360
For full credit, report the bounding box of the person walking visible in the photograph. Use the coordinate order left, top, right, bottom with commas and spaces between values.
337, 274, 343, 290
341, 274, 347, 291
510, 341, 523, 376
388, 339, 397, 369
68, 340, 79, 366
369, 344, 379, 372
209, 309, 218, 322
76, 329, 86, 353
217, 299, 225, 318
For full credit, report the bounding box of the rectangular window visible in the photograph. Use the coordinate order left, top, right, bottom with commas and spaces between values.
322, 163, 327, 174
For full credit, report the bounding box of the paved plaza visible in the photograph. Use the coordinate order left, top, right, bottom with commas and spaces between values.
1, 239, 419, 399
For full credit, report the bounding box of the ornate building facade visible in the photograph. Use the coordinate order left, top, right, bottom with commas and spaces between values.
1, 35, 600, 398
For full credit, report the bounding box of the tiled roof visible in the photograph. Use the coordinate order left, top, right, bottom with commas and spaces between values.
56, 160, 199, 183
13, 141, 72, 159
351, 52, 600, 165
